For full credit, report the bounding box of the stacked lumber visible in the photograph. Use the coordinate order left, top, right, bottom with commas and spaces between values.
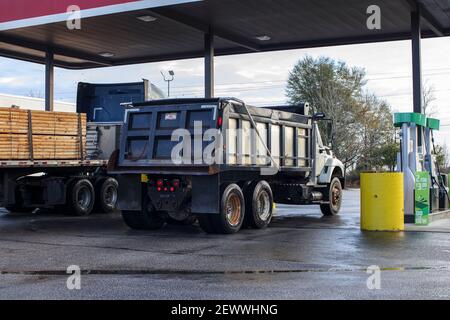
0, 108, 86, 160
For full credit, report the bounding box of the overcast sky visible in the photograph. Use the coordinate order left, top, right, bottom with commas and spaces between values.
0, 37, 449, 146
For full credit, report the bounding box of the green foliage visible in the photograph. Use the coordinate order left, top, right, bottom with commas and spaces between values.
434, 144, 449, 170
372, 143, 400, 171
286, 55, 396, 172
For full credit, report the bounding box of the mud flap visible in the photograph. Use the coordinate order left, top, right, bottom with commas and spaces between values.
191, 175, 219, 214
116, 174, 142, 211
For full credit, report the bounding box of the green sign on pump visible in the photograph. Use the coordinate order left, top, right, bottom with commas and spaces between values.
415, 171, 430, 225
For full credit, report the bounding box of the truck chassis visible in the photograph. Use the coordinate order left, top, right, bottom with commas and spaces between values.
110, 98, 345, 234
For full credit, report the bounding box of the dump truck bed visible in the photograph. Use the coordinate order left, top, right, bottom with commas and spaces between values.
112, 98, 313, 178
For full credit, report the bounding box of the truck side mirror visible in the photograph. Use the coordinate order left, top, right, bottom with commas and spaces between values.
327, 121, 334, 148
313, 112, 326, 120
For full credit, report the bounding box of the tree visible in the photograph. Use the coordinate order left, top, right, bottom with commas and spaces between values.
357, 93, 396, 170
422, 82, 449, 172
422, 81, 437, 117
372, 143, 399, 171
286, 56, 394, 172
434, 144, 449, 170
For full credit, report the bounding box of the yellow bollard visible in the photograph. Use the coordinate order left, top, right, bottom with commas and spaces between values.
360, 172, 404, 231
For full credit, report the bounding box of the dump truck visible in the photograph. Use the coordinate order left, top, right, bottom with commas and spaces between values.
0, 80, 157, 215
109, 98, 345, 234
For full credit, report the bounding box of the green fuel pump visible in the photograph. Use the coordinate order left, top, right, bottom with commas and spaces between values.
394, 113, 449, 224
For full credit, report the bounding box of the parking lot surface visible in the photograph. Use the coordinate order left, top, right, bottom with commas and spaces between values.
1, 189, 450, 299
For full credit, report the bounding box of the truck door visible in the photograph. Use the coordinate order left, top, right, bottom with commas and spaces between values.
315, 125, 327, 177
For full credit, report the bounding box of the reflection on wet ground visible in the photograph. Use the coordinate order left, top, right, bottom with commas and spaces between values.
1, 189, 450, 299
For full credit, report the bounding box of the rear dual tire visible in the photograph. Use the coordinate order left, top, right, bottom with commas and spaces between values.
198, 181, 274, 234
67, 178, 118, 216
94, 178, 119, 213
198, 184, 245, 234
244, 180, 273, 229
67, 179, 95, 216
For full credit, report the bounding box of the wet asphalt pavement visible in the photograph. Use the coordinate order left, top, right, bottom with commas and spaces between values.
1, 189, 450, 300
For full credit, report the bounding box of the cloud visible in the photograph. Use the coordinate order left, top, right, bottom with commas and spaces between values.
0, 77, 18, 85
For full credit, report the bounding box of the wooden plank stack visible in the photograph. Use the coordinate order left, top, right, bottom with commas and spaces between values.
0, 108, 86, 160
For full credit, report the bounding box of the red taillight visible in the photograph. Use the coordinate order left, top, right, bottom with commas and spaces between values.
157, 187, 162, 192
157, 179, 164, 187
170, 187, 175, 192
217, 116, 223, 128
172, 179, 180, 188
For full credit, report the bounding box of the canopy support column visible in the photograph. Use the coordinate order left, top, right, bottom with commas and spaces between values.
45, 49, 54, 112
411, 7, 423, 145
204, 27, 214, 98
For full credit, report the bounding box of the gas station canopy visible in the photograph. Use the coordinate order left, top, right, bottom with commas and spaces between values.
0, 0, 449, 69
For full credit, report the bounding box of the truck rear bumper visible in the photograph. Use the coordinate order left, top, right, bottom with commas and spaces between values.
115, 174, 220, 214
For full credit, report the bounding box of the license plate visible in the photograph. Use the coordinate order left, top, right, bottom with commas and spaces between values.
165, 113, 177, 120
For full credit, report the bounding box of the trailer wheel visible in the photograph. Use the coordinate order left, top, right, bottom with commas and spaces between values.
206, 184, 245, 234
244, 180, 273, 229
122, 197, 165, 230
95, 178, 118, 213
320, 177, 342, 216
67, 179, 95, 216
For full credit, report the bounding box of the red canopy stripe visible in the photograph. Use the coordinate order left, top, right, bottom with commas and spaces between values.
0, 0, 141, 23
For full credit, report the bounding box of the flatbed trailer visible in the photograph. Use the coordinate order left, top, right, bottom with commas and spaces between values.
0, 80, 154, 216
0, 159, 107, 168
0, 159, 118, 215
110, 98, 345, 234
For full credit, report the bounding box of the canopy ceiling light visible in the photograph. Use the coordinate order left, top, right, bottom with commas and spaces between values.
137, 15, 158, 22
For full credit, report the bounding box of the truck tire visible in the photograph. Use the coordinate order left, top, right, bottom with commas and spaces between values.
197, 214, 217, 234
67, 179, 95, 216
122, 197, 165, 230
205, 184, 245, 234
95, 178, 118, 213
320, 177, 342, 216
166, 216, 197, 226
244, 180, 273, 229
121, 211, 146, 230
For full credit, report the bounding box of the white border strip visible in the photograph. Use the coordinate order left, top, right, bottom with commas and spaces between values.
0, 0, 201, 31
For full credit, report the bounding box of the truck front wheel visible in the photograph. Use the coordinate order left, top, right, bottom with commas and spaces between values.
320, 177, 343, 216
200, 184, 245, 234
